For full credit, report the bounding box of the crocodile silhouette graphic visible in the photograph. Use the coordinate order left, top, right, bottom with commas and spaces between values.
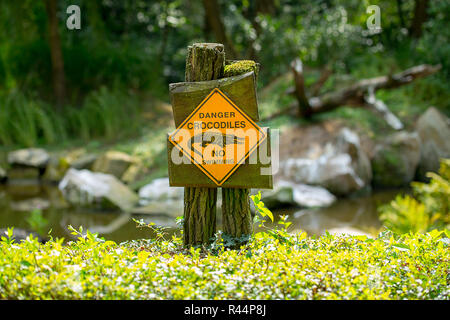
188, 132, 245, 158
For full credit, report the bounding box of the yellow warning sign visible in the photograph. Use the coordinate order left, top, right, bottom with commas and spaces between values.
168, 88, 266, 186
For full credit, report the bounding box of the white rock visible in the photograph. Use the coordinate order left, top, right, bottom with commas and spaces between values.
138, 178, 183, 205
58, 168, 139, 211
416, 107, 450, 177
260, 180, 336, 208
279, 128, 371, 195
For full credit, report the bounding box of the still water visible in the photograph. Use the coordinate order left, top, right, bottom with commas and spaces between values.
0, 180, 407, 242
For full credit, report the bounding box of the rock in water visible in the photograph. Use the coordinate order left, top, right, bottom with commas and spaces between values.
260, 180, 336, 208
0, 166, 6, 182
138, 177, 183, 205
58, 168, 139, 211
371, 131, 421, 187
336, 128, 372, 186
43, 154, 69, 182
7, 148, 49, 168
135, 178, 184, 218
92, 151, 136, 179
43, 150, 98, 182
280, 128, 371, 195
7, 148, 49, 179
70, 153, 98, 170
121, 163, 145, 185
415, 107, 450, 179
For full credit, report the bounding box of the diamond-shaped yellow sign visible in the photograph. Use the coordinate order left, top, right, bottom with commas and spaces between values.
168, 88, 266, 186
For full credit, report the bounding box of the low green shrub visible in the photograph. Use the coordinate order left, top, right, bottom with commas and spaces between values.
379, 159, 450, 233
0, 226, 448, 300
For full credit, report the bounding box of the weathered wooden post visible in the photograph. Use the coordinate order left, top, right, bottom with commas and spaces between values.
167, 43, 272, 247
183, 43, 224, 246
221, 61, 261, 243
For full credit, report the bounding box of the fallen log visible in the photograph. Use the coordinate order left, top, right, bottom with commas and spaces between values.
265, 60, 441, 129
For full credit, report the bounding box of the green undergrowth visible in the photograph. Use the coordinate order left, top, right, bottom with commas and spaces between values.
0, 86, 150, 148
0, 225, 448, 300
379, 159, 450, 234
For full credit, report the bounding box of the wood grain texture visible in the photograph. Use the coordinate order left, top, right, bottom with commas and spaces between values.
169, 71, 259, 127
182, 43, 224, 246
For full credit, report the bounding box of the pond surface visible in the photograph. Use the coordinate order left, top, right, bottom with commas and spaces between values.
270, 190, 405, 236
0, 181, 407, 242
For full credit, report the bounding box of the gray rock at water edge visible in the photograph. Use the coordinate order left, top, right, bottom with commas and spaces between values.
70, 153, 98, 170
0, 166, 6, 182
259, 180, 336, 208
42, 155, 68, 182
7, 148, 50, 169
138, 177, 184, 205
371, 131, 421, 187
58, 168, 139, 211
336, 128, 372, 185
43, 151, 98, 182
92, 151, 136, 180
415, 107, 450, 179
280, 128, 372, 196
121, 163, 145, 185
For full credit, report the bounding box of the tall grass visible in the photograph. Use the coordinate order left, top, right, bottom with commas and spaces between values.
0, 87, 143, 148
0, 92, 63, 146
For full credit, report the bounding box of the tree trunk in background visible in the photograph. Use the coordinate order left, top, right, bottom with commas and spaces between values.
45, 0, 66, 108
291, 58, 312, 118
396, 0, 406, 28
243, 0, 277, 60
202, 0, 238, 60
183, 43, 225, 246
410, 0, 429, 38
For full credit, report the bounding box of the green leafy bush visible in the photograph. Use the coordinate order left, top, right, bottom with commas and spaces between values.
379, 159, 450, 234
0, 226, 448, 300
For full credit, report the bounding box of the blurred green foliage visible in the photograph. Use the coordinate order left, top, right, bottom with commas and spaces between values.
0, 0, 448, 146
25, 209, 49, 237
379, 159, 450, 234
0, 87, 143, 146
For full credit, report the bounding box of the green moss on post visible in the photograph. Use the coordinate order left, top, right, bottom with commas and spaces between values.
224, 60, 259, 78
